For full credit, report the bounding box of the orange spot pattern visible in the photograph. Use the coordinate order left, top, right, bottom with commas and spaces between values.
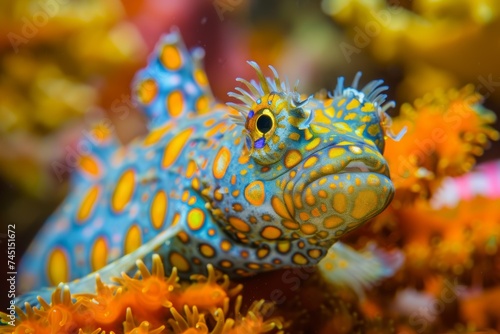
162, 128, 193, 169
76, 185, 99, 223
112, 169, 135, 213
213, 147, 231, 179
151, 190, 168, 229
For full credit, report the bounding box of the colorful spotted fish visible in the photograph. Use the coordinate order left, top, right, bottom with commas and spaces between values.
18, 30, 402, 305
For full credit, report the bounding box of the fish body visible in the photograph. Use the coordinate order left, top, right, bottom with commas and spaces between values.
19, 30, 396, 295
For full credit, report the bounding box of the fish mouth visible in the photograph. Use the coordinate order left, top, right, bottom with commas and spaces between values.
283, 142, 393, 225
291, 142, 390, 191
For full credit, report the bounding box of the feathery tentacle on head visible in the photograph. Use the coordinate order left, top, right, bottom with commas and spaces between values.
227, 61, 309, 127
331, 71, 406, 142
328, 72, 406, 141
226, 62, 314, 160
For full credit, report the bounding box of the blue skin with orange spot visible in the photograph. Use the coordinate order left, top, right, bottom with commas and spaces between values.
18, 30, 398, 298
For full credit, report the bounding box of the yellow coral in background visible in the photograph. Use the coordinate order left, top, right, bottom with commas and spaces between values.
323, 0, 500, 104
0, 0, 145, 198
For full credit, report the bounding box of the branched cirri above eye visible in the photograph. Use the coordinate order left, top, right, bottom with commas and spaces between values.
226, 61, 312, 165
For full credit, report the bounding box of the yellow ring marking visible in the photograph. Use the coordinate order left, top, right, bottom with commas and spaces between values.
194, 68, 208, 86
47, 248, 69, 286
136, 78, 158, 105
288, 132, 300, 141
112, 169, 135, 213
167, 90, 184, 117
367, 174, 381, 186
257, 248, 270, 259
214, 189, 223, 201
199, 244, 215, 258
303, 156, 318, 168
160, 45, 182, 70
305, 137, 321, 151
144, 124, 172, 146
247, 263, 260, 270
151, 190, 168, 229
77, 185, 99, 222
124, 224, 141, 254
271, 196, 291, 219
196, 95, 210, 114
220, 260, 233, 268
228, 216, 251, 233
282, 220, 300, 230
91, 237, 108, 271
292, 253, 309, 265
221, 240, 232, 252
333, 193, 347, 213
351, 190, 378, 219
244, 181, 265, 206
346, 99, 361, 110
284, 193, 295, 217
301, 223, 317, 235
213, 147, 231, 179
305, 188, 315, 206
162, 128, 193, 168
312, 207, 320, 218
324, 215, 344, 229
308, 249, 322, 259
299, 212, 310, 221
169, 252, 190, 272
177, 231, 190, 243
328, 147, 345, 158
261, 226, 282, 240
187, 208, 205, 231
79, 155, 100, 176
172, 212, 181, 227
284, 150, 302, 168
186, 160, 197, 178
361, 102, 375, 112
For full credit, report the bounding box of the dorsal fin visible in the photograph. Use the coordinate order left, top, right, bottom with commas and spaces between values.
132, 29, 215, 125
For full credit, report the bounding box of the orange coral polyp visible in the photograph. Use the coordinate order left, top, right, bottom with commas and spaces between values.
44, 305, 73, 331
86, 298, 127, 326
176, 284, 228, 310
384, 85, 498, 199
129, 276, 175, 309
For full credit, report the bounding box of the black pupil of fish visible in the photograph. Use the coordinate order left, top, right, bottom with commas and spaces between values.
257, 114, 273, 134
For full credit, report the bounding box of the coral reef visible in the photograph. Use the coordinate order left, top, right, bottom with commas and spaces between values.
0, 255, 283, 334
323, 0, 500, 104
4, 83, 498, 333
2, 1, 500, 333
0, 0, 145, 197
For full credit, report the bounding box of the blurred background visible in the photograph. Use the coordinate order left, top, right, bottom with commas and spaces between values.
1, 0, 500, 331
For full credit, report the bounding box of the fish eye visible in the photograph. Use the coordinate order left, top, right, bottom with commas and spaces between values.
254, 108, 275, 137
256, 113, 273, 134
